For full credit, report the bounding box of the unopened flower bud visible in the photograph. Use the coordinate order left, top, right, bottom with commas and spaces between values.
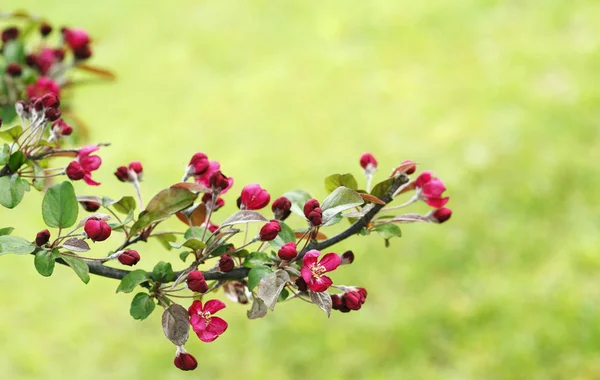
128, 161, 143, 175
25, 53, 37, 67
341, 250, 354, 265
66, 161, 85, 181
6, 63, 22, 77
303, 199, 323, 226
331, 294, 343, 310
208, 170, 229, 192
84, 217, 111, 242
360, 153, 377, 171
219, 254, 234, 272
80, 200, 100, 212
429, 208, 452, 224
44, 107, 61, 121
202, 193, 225, 211
271, 196, 291, 221
188, 152, 209, 175
118, 250, 140, 266
259, 220, 281, 241
73, 45, 92, 60
114, 166, 130, 182
278, 242, 297, 260
187, 270, 208, 293
401, 159, 417, 175
240, 184, 270, 210
343, 291, 363, 311
35, 229, 51, 246
52, 119, 73, 137
41, 93, 60, 109
40, 23, 53, 37
174, 352, 197, 371
62, 28, 90, 50
1, 27, 19, 42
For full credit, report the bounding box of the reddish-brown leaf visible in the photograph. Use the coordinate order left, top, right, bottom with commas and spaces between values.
359, 193, 386, 205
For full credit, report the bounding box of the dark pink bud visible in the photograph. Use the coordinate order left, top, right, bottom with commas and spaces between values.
73, 45, 92, 60
6, 63, 22, 77
331, 294, 343, 310
187, 270, 208, 293
259, 220, 281, 241
25, 53, 38, 67
32, 99, 43, 112
202, 193, 225, 211
303, 199, 320, 216
430, 208, 452, 224
62, 28, 90, 50
343, 291, 364, 311
278, 242, 297, 260
271, 196, 292, 220
208, 170, 229, 192
295, 276, 308, 292
53, 119, 73, 136
40, 23, 53, 37
188, 153, 209, 175
219, 254, 235, 272
53, 48, 66, 62
401, 160, 416, 175
35, 229, 51, 246
66, 161, 85, 181
303, 199, 323, 226
128, 161, 143, 174
41, 93, 60, 109
114, 166, 130, 182
240, 184, 270, 210
341, 250, 354, 265
44, 107, 61, 121
208, 223, 219, 233
357, 287, 368, 300
80, 200, 100, 212
1, 27, 19, 42
84, 217, 112, 242
118, 250, 140, 266
360, 153, 377, 170
174, 352, 197, 371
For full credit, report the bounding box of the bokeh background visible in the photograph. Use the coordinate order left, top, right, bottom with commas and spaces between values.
1, 0, 600, 379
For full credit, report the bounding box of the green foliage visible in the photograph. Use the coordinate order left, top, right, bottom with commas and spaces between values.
243, 252, 270, 268
247, 265, 273, 290
116, 269, 150, 293
42, 182, 78, 228
0, 174, 29, 209
129, 187, 196, 235
324, 173, 358, 193
130, 293, 155, 320
60, 255, 90, 284
321, 186, 364, 222
269, 221, 295, 250
0, 235, 35, 255
34, 249, 57, 277
151, 261, 175, 283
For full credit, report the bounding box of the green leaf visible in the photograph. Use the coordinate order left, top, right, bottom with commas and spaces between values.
269, 221, 296, 250
0, 144, 10, 165
0, 227, 14, 236
179, 251, 191, 262
320, 186, 364, 223
8, 151, 26, 172
0, 124, 22, 142
247, 265, 274, 291
153, 234, 176, 251
130, 292, 156, 320
111, 196, 136, 214
371, 177, 395, 199
31, 163, 46, 191
152, 261, 175, 283
371, 224, 402, 240
283, 189, 312, 217
324, 173, 358, 193
278, 288, 290, 302
0, 235, 35, 255
3, 40, 25, 63
0, 173, 29, 209
184, 227, 205, 240
42, 181, 79, 228
129, 187, 196, 236
0, 107, 17, 127
243, 252, 270, 268
169, 238, 205, 251
60, 254, 90, 284
34, 249, 56, 277
117, 269, 150, 293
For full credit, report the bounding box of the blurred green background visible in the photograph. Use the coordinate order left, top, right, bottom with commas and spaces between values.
1, 0, 600, 379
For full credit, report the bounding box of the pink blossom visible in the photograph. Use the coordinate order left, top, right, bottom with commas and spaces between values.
414, 171, 449, 208
36, 48, 58, 75
75, 145, 102, 186
195, 162, 233, 194
300, 250, 341, 292
63, 28, 90, 50
188, 300, 228, 343
240, 184, 270, 210
26, 77, 60, 99
360, 153, 377, 172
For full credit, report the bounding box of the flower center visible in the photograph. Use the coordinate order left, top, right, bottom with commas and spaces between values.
199, 311, 212, 325
310, 263, 327, 278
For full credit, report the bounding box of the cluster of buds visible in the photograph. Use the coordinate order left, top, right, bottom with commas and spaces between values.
331, 288, 368, 313
303, 199, 323, 226
66, 145, 103, 186
115, 161, 143, 182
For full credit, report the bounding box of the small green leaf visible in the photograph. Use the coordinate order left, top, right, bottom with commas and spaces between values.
117, 269, 151, 293
153, 234, 176, 250
129, 187, 196, 236
0, 227, 14, 236
278, 288, 290, 302
0, 144, 10, 165
3, 40, 25, 63
0, 173, 29, 209
130, 292, 156, 320
321, 186, 364, 222
31, 163, 46, 191
112, 196, 136, 214
60, 254, 90, 284
42, 181, 79, 228
152, 261, 175, 283
34, 250, 56, 277
179, 251, 191, 262
184, 227, 205, 240
283, 189, 312, 218
247, 265, 274, 291
169, 238, 205, 251
8, 151, 26, 172
243, 252, 270, 268
371, 177, 395, 199
371, 224, 402, 240
0, 235, 35, 255
269, 221, 296, 250
0, 124, 22, 142
324, 173, 358, 193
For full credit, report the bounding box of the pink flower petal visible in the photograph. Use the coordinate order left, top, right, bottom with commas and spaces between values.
319, 253, 341, 272
302, 250, 320, 267
422, 178, 446, 197
308, 275, 333, 292
415, 171, 433, 188
206, 316, 228, 336
83, 174, 100, 186
426, 196, 449, 208
188, 300, 204, 315
203, 299, 226, 314
81, 155, 102, 171
197, 329, 219, 343
301, 266, 312, 284
189, 313, 204, 331
78, 145, 99, 157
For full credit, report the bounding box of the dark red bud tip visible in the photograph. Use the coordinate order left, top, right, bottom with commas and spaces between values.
114, 166, 130, 182
118, 250, 140, 266
401, 160, 417, 175
40, 23, 53, 37
1, 27, 19, 42
208, 170, 230, 192
272, 196, 292, 220
73, 45, 92, 60
84, 217, 112, 242
6, 63, 22, 77
259, 220, 281, 241
341, 250, 354, 265
174, 352, 198, 371
80, 200, 100, 212
295, 276, 308, 292
431, 208, 452, 224
25, 53, 37, 67
331, 294, 343, 310
278, 242, 297, 260
35, 229, 51, 247
41, 93, 60, 109
187, 270, 208, 293
44, 107, 61, 121
219, 254, 235, 272
66, 161, 85, 181
360, 153, 378, 170
128, 161, 143, 174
